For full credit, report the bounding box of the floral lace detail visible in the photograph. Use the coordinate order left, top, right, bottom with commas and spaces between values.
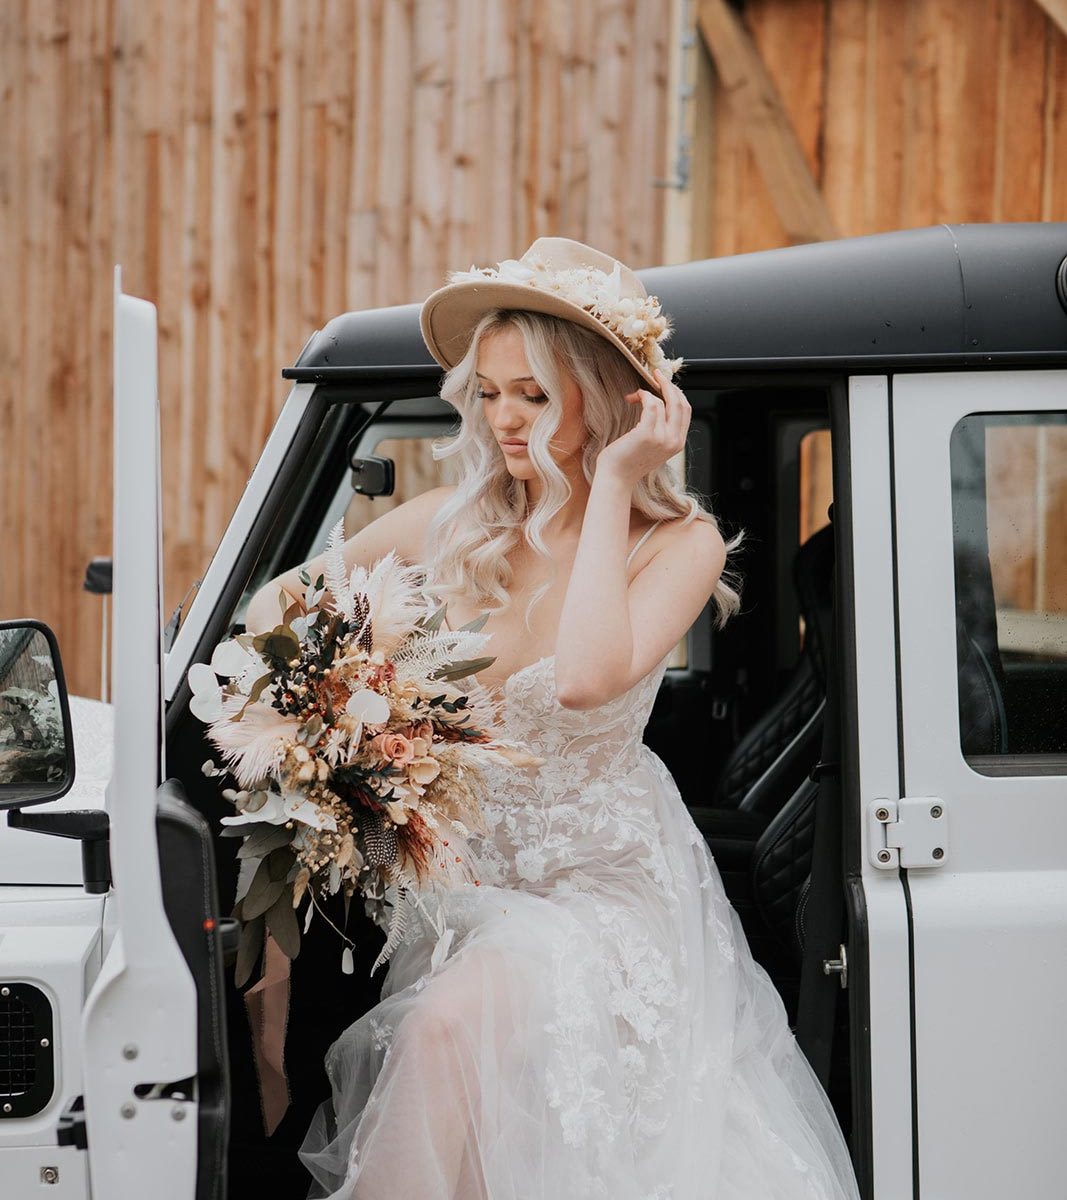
461, 651, 695, 1155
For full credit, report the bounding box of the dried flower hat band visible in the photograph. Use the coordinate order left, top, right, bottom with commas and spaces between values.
419, 236, 685, 396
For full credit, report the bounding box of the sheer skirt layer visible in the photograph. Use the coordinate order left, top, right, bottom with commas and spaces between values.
298, 746, 861, 1200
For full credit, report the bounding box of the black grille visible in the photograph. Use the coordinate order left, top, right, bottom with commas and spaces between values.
0, 983, 54, 1118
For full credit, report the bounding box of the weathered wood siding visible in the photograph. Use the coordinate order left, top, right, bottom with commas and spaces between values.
686, 0, 1067, 624
690, 0, 1067, 255
1, 0, 672, 696
6, 0, 1067, 697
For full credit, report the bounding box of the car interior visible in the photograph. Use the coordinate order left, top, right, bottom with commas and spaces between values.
163, 380, 852, 1196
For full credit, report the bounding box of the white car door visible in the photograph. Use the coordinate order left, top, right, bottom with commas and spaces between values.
80, 271, 199, 1197
888, 369, 1067, 1197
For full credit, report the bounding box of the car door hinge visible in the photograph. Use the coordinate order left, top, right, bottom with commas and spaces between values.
868, 797, 948, 870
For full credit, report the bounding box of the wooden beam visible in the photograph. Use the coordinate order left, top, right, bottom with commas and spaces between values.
1032, 0, 1067, 39
696, 0, 838, 244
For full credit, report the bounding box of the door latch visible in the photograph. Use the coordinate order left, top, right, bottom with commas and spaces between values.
823, 943, 848, 989
868, 797, 948, 869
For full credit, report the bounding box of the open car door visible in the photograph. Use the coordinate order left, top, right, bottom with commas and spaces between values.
79, 271, 228, 1199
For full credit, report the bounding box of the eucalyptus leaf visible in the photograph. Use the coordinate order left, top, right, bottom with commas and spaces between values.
418, 604, 448, 633
220, 821, 276, 840
234, 856, 258, 905
266, 844, 296, 883
457, 611, 489, 633
243, 856, 287, 920
234, 914, 265, 988
237, 824, 295, 860
431, 656, 496, 682
253, 625, 301, 662
265, 887, 301, 960
230, 671, 274, 722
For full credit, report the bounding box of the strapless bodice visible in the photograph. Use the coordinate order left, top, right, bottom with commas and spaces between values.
495, 650, 673, 796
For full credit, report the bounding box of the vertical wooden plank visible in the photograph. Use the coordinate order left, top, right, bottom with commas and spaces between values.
272, 0, 303, 372
299, 0, 327, 330
251, 0, 280, 449
867, 0, 910, 230
155, 0, 190, 605
64, 0, 98, 678
202, 0, 233, 559
345, 0, 383, 309
586, 0, 627, 252
375, 0, 413, 305
175, 0, 213, 591
446, 0, 486, 270
1041, 5, 1067, 222
81, 0, 118, 698
484, 0, 517, 259
532, 0, 564, 244
321, 0, 355, 319
935, 0, 1000, 222
410, 0, 453, 296
559, 0, 594, 239
688, 5, 718, 262
822, 0, 868, 235
991, 0, 1047, 221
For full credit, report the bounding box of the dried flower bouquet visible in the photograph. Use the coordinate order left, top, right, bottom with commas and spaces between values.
191, 520, 540, 985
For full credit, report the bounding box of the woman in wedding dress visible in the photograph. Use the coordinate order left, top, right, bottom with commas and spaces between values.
279, 238, 862, 1199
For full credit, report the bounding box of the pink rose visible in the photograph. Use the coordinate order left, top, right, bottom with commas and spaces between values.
370, 731, 416, 765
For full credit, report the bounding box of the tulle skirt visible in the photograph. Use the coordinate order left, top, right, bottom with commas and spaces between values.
298, 748, 861, 1200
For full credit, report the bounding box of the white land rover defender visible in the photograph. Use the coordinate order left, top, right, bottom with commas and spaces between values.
2, 226, 1066, 1199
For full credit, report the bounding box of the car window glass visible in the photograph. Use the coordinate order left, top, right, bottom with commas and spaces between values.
951, 412, 1067, 770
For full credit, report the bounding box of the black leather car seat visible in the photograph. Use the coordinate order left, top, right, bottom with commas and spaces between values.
708, 526, 833, 813
682, 522, 835, 961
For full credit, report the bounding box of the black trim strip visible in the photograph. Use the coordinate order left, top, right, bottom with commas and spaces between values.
829, 379, 876, 1197
282, 350, 1067, 384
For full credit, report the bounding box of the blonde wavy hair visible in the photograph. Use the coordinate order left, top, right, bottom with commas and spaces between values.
423, 308, 744, 631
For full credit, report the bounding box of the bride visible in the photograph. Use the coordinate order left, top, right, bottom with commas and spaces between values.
246, 238, 861, 1200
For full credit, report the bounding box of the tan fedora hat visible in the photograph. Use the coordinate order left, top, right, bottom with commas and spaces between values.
419, 236, 684, 396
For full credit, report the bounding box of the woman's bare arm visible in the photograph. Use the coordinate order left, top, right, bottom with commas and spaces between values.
243, 484, 457, 634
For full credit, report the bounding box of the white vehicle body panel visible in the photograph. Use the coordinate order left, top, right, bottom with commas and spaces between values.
847, 377, 915, 1199
78, 273, 198, 1198
893, 369, 1067, 1197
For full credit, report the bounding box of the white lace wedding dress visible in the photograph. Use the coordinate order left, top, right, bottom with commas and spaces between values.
299, 577, 862, 1200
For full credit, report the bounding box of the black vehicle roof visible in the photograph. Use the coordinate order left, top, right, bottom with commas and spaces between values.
286, 223, 1067, 380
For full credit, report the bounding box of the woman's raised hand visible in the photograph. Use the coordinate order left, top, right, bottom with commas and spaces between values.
595, 368, 691, 485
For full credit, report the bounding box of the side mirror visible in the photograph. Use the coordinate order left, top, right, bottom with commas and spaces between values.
0, 619, 76, 809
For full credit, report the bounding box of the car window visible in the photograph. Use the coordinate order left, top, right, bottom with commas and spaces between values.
951, 411, 1067, 768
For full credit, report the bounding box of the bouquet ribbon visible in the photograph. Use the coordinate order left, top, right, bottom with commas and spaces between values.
244, 934, 292, 1136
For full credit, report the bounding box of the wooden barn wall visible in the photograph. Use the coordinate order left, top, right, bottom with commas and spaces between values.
691, 0, 1067, 257
690, 0, 1067, 610
1, 0, 673, 698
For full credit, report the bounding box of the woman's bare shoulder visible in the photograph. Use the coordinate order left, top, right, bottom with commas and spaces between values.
387, 483, 460, 561
641, 514, 726, 570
